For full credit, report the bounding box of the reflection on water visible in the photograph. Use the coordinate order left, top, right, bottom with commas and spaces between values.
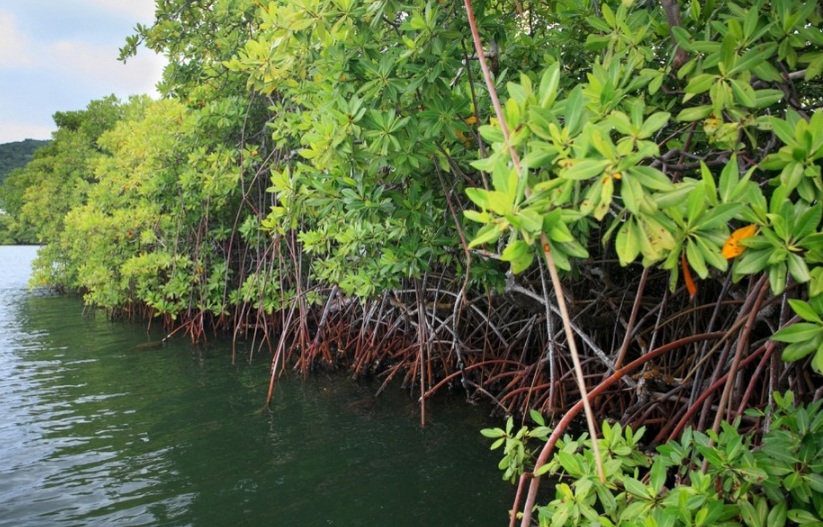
0, 246, 509, 526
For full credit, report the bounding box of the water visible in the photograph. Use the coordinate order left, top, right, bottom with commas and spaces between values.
0, 246, 510, 526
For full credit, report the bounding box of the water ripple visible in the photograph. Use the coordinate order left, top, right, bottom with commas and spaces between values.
0, 246, 508, 527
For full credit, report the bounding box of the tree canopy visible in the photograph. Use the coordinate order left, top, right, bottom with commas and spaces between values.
2, 0, 822, 471
2, 0, 823, 521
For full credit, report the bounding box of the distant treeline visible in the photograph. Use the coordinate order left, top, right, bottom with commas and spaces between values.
0, 139, 49, 244
0, 139, 50, 185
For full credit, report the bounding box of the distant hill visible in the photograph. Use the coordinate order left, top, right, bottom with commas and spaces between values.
0, 139, 50, 184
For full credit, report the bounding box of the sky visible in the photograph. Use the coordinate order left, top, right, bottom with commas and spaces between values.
0, 1, 166, 144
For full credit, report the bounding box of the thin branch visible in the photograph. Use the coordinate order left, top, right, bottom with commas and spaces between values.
462, 0, 606, 502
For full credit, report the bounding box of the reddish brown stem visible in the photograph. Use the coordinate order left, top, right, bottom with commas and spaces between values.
666, 342, 769, 442
515, 331, 725, 526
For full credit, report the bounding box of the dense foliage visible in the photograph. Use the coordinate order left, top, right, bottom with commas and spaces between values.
0, 97, 130, 247
485, 392, 823, 527
2, 3, 822, 521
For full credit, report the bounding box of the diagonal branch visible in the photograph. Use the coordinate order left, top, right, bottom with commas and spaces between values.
461, 1, 607, 524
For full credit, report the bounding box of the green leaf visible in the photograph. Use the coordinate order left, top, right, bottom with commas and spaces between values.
562, 159, 610, 181
538, 62, 561, 108
677, 105, 713, 122
786, 509, 823, 525
813, 347, 823, 374
510, 249, 535, 274
694, 202, 742, 230
769, 262, 788, 294
686, 183, 707, 225
463, 210, 491, 223
488, 191, 513, 215
686, 239, 709, 278
557, 450, 583, 477
780, 336, 820, 362
649, 457, 668, 493
469, 222, 505, 248
630, 166, 674, 191
547, 219, 575, 243
730, 43, 777, 76
501, 239, 530, 263
564, 87, 586, 134
718, 156, 739, 203
789, 299, 823, 323
719, 33, 736, 74
696, 235, 726, 272
788, 253, 811, 283
616, 219, 641, 266
730, 78, 756, 108
684, 73, 717, 96
805, 473, 823, 493
751, 89, 785, 108
481, 427, 507, 438
466, 188, 491, 210
529, 409, 545, 426
701, 162, 718, 207
621, 174, 642, 214
478, 125, 504, 143
738, 500, 759, 527
765, 116, 797, 146
622, 476, 651, 500
810, 269, 823, 298
639, 112, 671, 138
671, 26, 695, 52
803, 52, 823, 81
767, 501, 787, 527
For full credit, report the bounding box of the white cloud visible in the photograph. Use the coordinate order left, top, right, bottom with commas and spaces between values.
0, 122, 53, 143
0, 6, 165, 95
0, 10, 34, 67
0, 2, 166, 143
82, 0, 157, 23
48, 39, 166, 97
113, 52, 167, 97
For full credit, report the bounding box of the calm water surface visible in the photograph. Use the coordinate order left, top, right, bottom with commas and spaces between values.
0, 246, 510, 526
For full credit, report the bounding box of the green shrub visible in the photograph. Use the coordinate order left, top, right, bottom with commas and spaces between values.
484, 392, 823, 526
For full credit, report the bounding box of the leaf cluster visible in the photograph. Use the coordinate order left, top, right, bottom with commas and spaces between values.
462, 0, 823, 372
484, 393, 823, 527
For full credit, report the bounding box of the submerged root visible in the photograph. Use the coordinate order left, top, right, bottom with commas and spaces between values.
144, 256, 814, 440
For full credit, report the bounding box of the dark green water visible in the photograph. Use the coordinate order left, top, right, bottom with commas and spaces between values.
0, 246, 510, 526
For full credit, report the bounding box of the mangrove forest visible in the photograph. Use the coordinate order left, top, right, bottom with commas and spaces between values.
2, 0, 823, 524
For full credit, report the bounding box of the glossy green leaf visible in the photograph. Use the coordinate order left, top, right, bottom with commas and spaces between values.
686, 239, 709, 278
789, 299, 823, 323
676, 105, 714, 122
684, 73, 718, 96
638, 112, 671, 138
616, 219, 641, 266
769, 262, 788, 294
466, 187, 491, 210
562, 159, 610, 181
788, 253, 811, 283
469, 222, 505, 248
774, 322, 823, 344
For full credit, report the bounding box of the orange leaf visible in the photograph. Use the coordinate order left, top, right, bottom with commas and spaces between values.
455, 130, 472, 148
721, 224, 758, 259
681, 251, 697, 298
